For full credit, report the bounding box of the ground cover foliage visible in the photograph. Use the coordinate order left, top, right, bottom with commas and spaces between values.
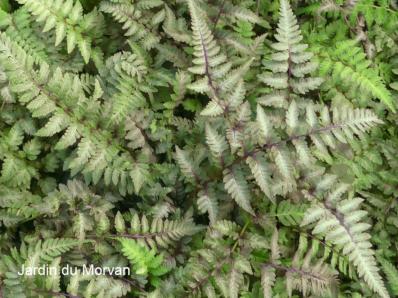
0, 0, 397, 297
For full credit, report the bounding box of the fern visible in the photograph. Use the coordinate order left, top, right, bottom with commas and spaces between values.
0, 34, 152, 195
100, 0, 163, 50
113, 211, 200, 249
261, 228, 338, 297
301, 184, 390, 298
270, 200, 307, 226
26, 238, 80, 269
118, 238, 168, 277
0, 0, 397, 297
223, 167, 254, 215
285, 248, 338, 296
378, 257, 398, 296
0, 7, 84, 69
258, 0, 323, 108
179, 0, 382, 220
314, 40, 396, 111
186, 0, 254, 116
16, 0, 104, 63
0, 238, 79, 297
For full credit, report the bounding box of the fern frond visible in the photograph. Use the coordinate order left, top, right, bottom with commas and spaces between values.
25, 238, 79, 271
0, 7, 84, 69
223, 167, 254, 215
315, 40, 395, 111
163, 5, 191, 44
100, 0, 162, 49
261, 228, 281, 298
66, 269, 132, 297
101, 48, 151, 125
229, 256, 252, 298
301, 185, 390, 298
271, 200, 307, 226
0, 186, 43, 225
378, 257, 398, 296
258, 0, 322, 107
350, 0, 398, 29
118, 238, 168, 276
186, 0, 255, 117
116, 212, 200, 249
0, 34, 151, 195
246, 153, 274, 202
16, 0, 103, 63
285, 248, 338, 297
186, 0, 229, 102
261, 265, 276, 298
175, 146, 197, 181
197, 188, 219, 224
205, 123, 228, 160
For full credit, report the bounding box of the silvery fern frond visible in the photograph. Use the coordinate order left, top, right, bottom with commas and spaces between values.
16, 0, 104, 63
301, 184, 390, 298
100, 0, 163, 49
258, 0, 322, 108
0, 34, 151, 195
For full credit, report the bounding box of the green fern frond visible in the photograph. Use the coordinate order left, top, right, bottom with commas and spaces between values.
315, 40, 396, 111
271, 200, 307, 226
350, 0, 398, 29
118, 238, 168, 276
378, 257, 398, 296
